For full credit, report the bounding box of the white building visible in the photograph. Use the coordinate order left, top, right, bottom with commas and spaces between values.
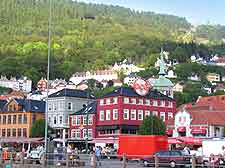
166, 70, 177, 79
0, 76, 32, 93
124, 74, 139, 86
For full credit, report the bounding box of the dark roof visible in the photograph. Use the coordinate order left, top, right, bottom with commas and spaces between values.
70, 101, 97, 116
0, 100, 7, 110
101, 86, 174, 101
1, 99, 45, 113
49, 88, 94, 99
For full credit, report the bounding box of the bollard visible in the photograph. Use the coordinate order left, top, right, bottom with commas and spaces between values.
122, 154, 127, 168
66, 153, 69, 168
154, 155, 159, 168
191, 155, 196, 168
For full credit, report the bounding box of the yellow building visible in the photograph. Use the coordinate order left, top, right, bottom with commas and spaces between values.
0, 98, 45, 138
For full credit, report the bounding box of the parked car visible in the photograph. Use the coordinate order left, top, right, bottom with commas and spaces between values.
142, 150, 191, 168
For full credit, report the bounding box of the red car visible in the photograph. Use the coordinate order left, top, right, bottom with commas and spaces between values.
143, 150, 191, 168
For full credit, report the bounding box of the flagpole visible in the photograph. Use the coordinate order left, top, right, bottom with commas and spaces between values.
44, 0, 52, 153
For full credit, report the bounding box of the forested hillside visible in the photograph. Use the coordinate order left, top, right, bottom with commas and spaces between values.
0, 0, 224, 84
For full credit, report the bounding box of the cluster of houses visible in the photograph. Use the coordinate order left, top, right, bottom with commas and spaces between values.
0, 50, 225, 147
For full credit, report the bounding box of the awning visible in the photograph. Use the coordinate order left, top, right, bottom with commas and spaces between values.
191, 128, 206, 134
177, 127, 186, 133
90, 138, 118, 144
166, 129, 173, 135
0, 138, 44, 143
168, 138, 183, 144
120, 125, 139, 130
178, 137, 202, 145
96, 125, 119, 131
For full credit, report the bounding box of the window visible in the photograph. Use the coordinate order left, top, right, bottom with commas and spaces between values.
88, 129, 92, 138
23, 128, 27, 137
159, 101, 165, 107
100, 99, 104, 105
138, 99, 143, 105
88, 116, 93, 125
83, 130, 87, 139
3, 116, 6, 124
53, 103, 57, 111
54, 116, 57, 124
153, 100, 158, 106
152, 111, 158, 116
71, 129, 76, 138
124, 97, 129, 104
48, 117, 51, 124
75, 129, 81, 138
113, 109, 118, 120
7, 129, 11, 137
59, 116, 63, 124
13, 115, 17, 124
106, 98, 111, 105
32, 114, 36, 124
72, 116, 76, 126
83, 116, 87, 125
71, 129, 81, 138
131, 98, 136, 104
168, 112, 173, 119
75, 116, 81, 125
112, 97, 118, 104
18, 115, 22, 124
100, 111, 104, 121
17, 128, 22, 137
168, 102, 173, 108
138, 110, 143, 120
48, 103, 52, 111
8, 115, 11, 124
23, 114, 27, 124
68, 102, 72, 110
145, 99, 150, 105
145, 111, 151, 117
12, 128, 16, 137
106, 110, 111, 120
131, 109, 136, 120
123, 109, 129, 120
160, 112, 166, 121
2, 129, 6, 137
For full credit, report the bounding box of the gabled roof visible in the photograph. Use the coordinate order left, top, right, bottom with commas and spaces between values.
70, 101, 97, 116
49, 88, 94, 99
2, 99, 45, 113
100, 86, 174, 101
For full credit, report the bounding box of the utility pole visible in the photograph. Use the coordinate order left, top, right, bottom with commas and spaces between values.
44, 0, 52, 153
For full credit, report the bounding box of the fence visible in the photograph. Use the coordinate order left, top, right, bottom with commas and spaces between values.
0, 152, 225, 168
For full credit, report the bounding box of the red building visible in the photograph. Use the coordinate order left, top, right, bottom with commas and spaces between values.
69, 86, 176, 143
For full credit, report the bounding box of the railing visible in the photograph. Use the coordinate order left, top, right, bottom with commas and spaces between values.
1, 152, 225, 168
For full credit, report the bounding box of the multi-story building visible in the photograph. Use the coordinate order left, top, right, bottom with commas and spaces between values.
206, 73, 220, 83
47, 88, 94, 141
69, 86, 176, 144
0, 76, 32, 93
0, 98, 45, 138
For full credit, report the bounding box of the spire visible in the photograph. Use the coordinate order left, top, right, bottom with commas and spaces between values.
159, 48, 166, 76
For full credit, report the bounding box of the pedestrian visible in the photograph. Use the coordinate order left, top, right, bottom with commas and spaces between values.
95, 146, 102, 167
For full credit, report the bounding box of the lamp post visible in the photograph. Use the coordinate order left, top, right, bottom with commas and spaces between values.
85, 89, 90, 154
44, 0, 52, 153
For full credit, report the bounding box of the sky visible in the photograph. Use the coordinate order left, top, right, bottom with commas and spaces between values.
76, 0, 225, 25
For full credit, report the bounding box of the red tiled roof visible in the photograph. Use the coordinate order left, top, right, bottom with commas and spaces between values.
196, 95, 225, 111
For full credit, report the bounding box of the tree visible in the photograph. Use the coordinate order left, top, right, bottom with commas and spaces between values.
31, 119, 45, 138
138, 116, 166, 135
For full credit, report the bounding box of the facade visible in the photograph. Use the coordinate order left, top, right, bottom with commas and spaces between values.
124, 74, 139, 86
167, 108, 225, 138
150, 49, 174, 98
47, 88, 94, 140
69, 86, 176, 143
0, 98, 45, 138
173, 82, 185, 92
206, 73, 220, 83
0, 76, 32, 93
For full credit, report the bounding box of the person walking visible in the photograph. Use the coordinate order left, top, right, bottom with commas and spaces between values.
95, 146, 102, 167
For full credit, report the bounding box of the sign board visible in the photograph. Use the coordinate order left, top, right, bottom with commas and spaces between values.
133, 78, 151, 96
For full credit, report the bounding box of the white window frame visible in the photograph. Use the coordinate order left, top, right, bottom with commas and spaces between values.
75, 116, 81, 125
152, 111, 158, 116
138, 99, 143, 105
112, 97, 118, 104
88, 129, 92, 138
75, 129, 81, 138
131, 109, 136, 120
100, 110, 104, 121
124, 97, 129, 104
168, 102, 173, 108
68, 102, 72, 110
131, 98, 136, 104
168, 112, 173, 119
145, 99, 150, 106
123, 109, 129, 120
145, 110, 151, 117
72, 116, 76, 126
48, 103, 52, 111
106, 110, 111, 120
53, 103, 57, 111
88, 115, 93, 125
53, 116, 57, 125
71, 129, 76, 138
160, 101, 165, 107
138, 110, 143, 120
113, 109, 118, 120
153, 100, 158, 106
160, 112, 166, 121
100, 99, 104, 105
106, 98, 111, 105
58, 115, 63, 124
83, 116, 87, 125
